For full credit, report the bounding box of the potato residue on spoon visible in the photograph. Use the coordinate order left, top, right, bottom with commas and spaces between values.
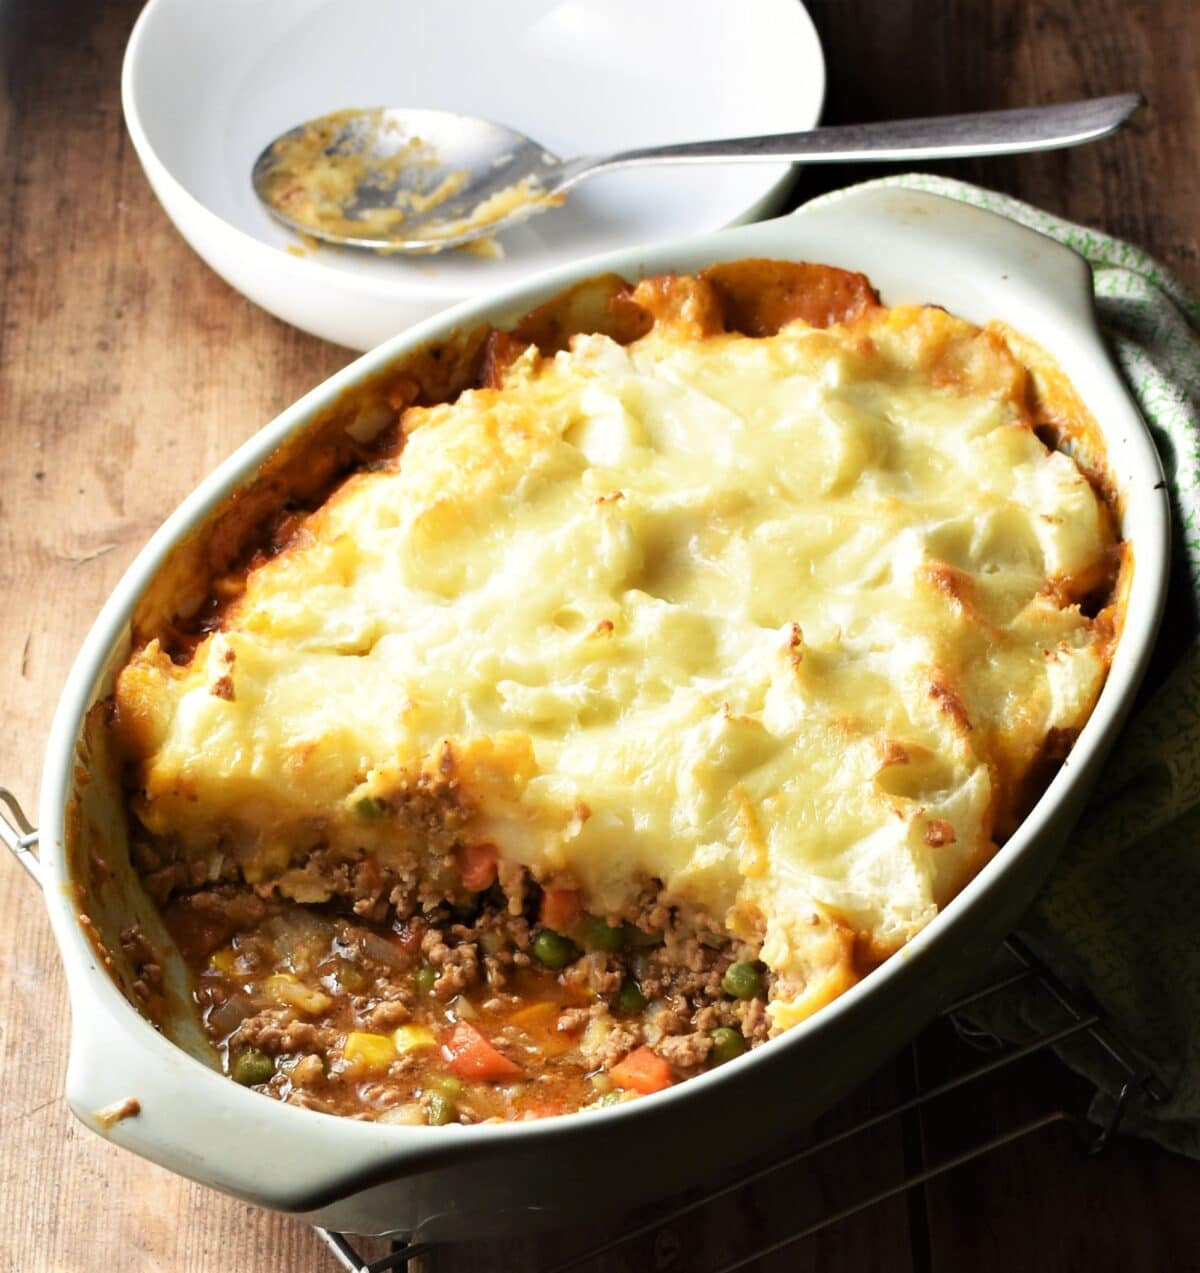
255, 106, 553, 258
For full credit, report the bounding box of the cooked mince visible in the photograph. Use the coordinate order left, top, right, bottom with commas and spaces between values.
164, 869, 770, 1122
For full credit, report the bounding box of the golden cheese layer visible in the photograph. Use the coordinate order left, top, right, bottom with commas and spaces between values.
116, 299, 1116, 1029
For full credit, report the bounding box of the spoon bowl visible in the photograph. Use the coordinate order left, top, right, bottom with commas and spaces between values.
252, 108, 565, 254
253, 95, 1144, 256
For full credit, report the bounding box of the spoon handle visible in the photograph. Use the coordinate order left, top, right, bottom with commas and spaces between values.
583, 94, 1143, 176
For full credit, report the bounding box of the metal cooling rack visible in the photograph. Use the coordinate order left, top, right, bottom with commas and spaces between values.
314, 935, 1168, 1273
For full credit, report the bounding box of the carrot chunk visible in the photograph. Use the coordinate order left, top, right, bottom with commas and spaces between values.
610, 1046, 674, 1095
539, 887, 582, 934
443, 1021, 522, 1082
458, 842, 498, 892
507, 1001, 574, 1057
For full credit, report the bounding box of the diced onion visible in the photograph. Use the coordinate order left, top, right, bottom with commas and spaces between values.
451, 996, 479, 1021
359, 931, 412, 970
378, 1103, 425, 1126
207, 991, 254, 1037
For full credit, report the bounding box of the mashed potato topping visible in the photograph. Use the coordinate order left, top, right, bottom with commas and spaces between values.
115, 271, 1118, 1030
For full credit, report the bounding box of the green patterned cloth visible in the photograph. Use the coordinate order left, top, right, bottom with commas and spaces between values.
807, 175, 1200, 1156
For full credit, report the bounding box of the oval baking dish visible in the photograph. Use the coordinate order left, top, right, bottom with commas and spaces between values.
22, 186, 1168, 1241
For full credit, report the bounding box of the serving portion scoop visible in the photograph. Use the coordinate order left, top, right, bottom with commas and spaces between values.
252, 94, 1143, 255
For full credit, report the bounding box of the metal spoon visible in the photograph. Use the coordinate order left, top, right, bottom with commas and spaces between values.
252, 94, 1143, 255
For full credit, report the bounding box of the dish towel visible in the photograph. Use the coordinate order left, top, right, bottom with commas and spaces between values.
805, 174, 1200, 1157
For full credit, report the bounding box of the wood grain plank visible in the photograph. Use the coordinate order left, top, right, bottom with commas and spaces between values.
0, 2, 350, 1269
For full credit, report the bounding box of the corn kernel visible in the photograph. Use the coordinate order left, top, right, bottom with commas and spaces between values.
392, 1024, 437, 1055
209, 947, 237, 975
344, 1031, 398, 1075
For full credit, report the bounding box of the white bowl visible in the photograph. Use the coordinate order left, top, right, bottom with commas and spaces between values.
120, 0, 826, 350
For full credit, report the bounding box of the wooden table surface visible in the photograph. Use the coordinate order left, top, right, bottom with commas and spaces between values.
2, 1, 1198, 1269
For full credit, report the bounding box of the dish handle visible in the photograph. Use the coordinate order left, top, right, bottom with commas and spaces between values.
0, 787, 41, 887
778, 184, 1099, 332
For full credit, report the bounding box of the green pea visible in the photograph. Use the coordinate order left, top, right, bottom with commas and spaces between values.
231, 1048, 275, 1087
415, 965, 437, 996
710, 1026, 747, 1065
580, 915, 625, 952
353, 796, 388, 821
428, 1073, 464, 1097
425, 1091, 458, 1125
721, 961, 765, 1000
613, 978, 647, 1015
531, 928, 578, 970
335, 959, 368, 993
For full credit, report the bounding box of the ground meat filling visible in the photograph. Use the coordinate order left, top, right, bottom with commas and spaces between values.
165, 868, 772, 1124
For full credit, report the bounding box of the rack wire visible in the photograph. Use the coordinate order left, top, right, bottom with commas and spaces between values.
314, 935, 1166, 1273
